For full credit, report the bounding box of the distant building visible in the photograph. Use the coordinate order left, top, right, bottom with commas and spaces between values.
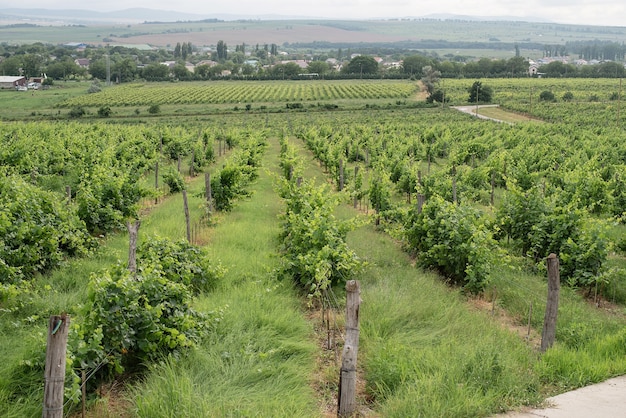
75, 58, 90, 68
0, 76, 27, 89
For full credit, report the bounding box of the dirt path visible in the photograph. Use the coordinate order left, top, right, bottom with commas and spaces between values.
452, 104, 508, 123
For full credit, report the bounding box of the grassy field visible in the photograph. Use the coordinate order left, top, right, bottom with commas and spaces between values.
3, 18, 626, 50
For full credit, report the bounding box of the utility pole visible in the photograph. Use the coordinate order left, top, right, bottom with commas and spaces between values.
105, 53, 111, 86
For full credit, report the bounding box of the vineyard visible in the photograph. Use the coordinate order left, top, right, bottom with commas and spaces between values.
1, 79, 626, 417
59, 80, 419, 108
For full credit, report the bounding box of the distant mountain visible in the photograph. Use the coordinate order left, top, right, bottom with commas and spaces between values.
1, 8, 215, 24
420, 13, 551, 23
0, 7, 554, 25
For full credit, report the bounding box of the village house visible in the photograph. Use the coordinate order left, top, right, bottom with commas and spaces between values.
0, 76, 27, 89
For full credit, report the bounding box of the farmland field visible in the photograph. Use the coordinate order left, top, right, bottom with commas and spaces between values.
59, 80, 420, 108
1, 78, 625, 417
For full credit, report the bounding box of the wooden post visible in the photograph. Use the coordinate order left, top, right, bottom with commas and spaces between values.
338, 280, 361, 417
541, 254, 560, 352
490, 171, 495, 206
451, 165, 457, 204
177, 155, 182, 173
183, 190, 191, 243
127, 220, 140, 274
43, 314, 70, 418
417, 194, 425, 214
205, 172, 213, 212
353, 166, 359, 208
81, 369, 86, 418
526, 301, 533, 341
339, 159, 344, 191
154, 160, 159, 204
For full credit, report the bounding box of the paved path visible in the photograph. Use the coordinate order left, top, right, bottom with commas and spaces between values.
494, 375, 626, 418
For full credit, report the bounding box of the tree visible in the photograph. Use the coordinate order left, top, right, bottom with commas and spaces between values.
46, 58, 83, 80
194, 64, 211, 79
343, 55, 378, 76
89, 59, 107, 80
172, 63, 191, 79
307, 60, 329, 76
468, 80, 493, 103
0, 56, 22, 76
402, 54, 432, 77
216, 40, 228, 61
21, 53, 43, 78
421, 65, 441, 97
141, 63, 169, 80
113, 58, 138, 83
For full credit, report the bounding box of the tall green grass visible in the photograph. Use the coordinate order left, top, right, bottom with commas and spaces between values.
128, 136, 320, 417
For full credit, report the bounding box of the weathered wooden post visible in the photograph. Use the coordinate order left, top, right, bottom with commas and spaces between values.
43, 314, 70, 418
338, 280, 361, 417
451, 165, 457, 204
417, 194, 425, 214
205, 172, 213, 212
65, 186, 71, 204
154, 160, 159, 204
490, 171, 495, 206
541, 254, 560, 352
353, 166, 359, 208
339, 159, 344, 191
127, 220, 141, 274
183, 190, 191, 243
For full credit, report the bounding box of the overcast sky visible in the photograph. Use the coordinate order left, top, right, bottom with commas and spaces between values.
5, 0, 626, 27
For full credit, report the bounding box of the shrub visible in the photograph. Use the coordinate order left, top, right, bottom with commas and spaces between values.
68, 106, 85, 118
76, 237, 224, 378
0, 176, 93, 282
148, 104, 161, 114
97, 106, 112, 117
277, 178, 364, 297
562, 91, 574, 101
162, 167, 185, 193
539, 90, 556, 102
404, 196, 494, 293
87, 83, 101, 94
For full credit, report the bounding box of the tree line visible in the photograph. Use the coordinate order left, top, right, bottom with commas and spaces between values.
1, 40, 625, 84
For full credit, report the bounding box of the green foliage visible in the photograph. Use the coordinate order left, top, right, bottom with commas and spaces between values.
496, 186, 609, 288
276, 177, 364, 298
404, 196, 494, 293
468, 80, 493, 103
369, 167, 394, 213
77, 237, 224, 377
148, 104, 161, 114
539, 90, 556, 102
137, 236, 225, 294
211, 134, 266, 211
87, 82, 101, 94
0, 175, 93, 283
76, 166, 146, 233
68, 106, 85, 118
97, 105, 111, 117
162, 167, 185, 193
562, 91, 574, 101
